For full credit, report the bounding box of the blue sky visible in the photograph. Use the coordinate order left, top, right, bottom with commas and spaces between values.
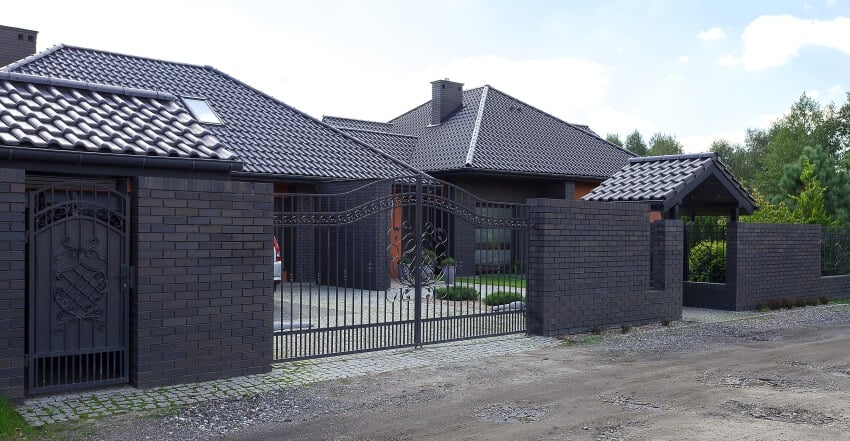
6, 0, 850, 152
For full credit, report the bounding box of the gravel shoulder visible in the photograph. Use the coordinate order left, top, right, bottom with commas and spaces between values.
33, 305, 850, 440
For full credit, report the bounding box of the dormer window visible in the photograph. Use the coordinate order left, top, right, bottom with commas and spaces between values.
182, 97, 223, 125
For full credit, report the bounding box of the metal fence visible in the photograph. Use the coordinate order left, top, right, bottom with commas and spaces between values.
685, 221, 727, 283
822, 227, 850, 276
272, 175, 529, 362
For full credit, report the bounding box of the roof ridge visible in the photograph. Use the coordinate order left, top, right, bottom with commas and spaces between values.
0, 71, 176, 100
388, 85, 487, 123
1, 43, 65, 72
323, 115, 392, 126
204, 65, 425, 178
465, 85, 489, 167
484, 86, 636, 158
337, 127, 418, 139
628, 152, 716, 163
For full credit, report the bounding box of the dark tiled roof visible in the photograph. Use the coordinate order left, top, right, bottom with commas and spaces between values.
3, 45, 414, 180
332, 126, 418, 163
385, 86, 633, 179
583, 153, 757, 213
0, 72, 235, 160
322, 116, 395, 133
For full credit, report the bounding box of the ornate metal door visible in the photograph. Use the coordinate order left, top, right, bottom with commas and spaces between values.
28, 182, 130, 394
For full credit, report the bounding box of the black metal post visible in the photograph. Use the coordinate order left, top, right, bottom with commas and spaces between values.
414, 175, 423, 347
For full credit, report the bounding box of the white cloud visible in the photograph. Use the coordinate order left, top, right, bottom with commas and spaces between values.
677, 55, 690, 63
717, 53, 741, 67
697, 27, 726, 41
735, 15, 850, 70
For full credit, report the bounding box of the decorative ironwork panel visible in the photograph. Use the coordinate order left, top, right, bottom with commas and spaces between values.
28, 182, 130, 394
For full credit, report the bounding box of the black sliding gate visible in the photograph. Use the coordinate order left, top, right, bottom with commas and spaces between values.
273, 175, 529, 361
27, 182, 130, 394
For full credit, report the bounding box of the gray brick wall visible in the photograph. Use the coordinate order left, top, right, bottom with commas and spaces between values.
728, 222, 822, 310
527, 199, 680, 336
822, 275, 850, 301
132, 177, 273, 388
0, 168, 25, 402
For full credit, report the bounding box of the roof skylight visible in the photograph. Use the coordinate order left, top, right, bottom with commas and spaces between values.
182, 98, 223, 125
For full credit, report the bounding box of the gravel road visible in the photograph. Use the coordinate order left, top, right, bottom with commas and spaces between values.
40, 305, 850, 440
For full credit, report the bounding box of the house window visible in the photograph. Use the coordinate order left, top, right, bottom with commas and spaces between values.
182, 97, 223, 125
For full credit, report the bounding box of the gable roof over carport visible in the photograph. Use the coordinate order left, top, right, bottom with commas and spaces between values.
582, 152, 757, 217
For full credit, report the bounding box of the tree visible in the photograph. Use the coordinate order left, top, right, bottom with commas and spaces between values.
624, 130, 648, 156
778, 145, 850, 223
755, 93, 850, 197
711, 138, 759, 186
745, 157, 838, 226
605, 133, 623, 147
647, 133, 684, 156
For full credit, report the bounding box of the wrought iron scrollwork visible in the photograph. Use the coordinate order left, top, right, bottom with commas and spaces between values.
388, 221, 449, 292
52, 236, 108, 334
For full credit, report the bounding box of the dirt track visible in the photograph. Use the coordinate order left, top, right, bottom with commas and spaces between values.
225, 306, 850, 441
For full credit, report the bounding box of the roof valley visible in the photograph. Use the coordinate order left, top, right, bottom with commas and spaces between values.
465, 85, 489, 167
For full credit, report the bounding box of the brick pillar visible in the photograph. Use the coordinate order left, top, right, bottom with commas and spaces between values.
132, 177, 273, 388
650, 220, 683, 320
0, 168, 26, 402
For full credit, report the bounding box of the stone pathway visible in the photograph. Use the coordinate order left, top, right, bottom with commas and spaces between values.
18, 334, 558, 427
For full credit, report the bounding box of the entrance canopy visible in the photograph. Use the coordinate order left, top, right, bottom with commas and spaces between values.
583, 153, 757, 219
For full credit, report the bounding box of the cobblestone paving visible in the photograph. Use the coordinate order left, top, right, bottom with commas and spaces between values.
18, 334, 558, 427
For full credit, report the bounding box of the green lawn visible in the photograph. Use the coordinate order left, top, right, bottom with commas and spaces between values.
455, 274, 526, 288
0, 396, 34, 439
832, 298, 850, 305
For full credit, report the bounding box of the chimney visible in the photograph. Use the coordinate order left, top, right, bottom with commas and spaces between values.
430, 79, 464, 125
0, 25, 38, 68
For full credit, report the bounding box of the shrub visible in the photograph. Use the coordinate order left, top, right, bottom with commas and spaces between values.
767, 298, 783, 310
794, 298, 808, 308
661, 317, 671, 327
434, 286, 478, 301
621, 324, 631, 334
781, 297, 794, 309
688, 240, 726, 282
440, 257, 456, 266
806, 298, 819, 306
591, 325, 602, 335
820, 295, 831, 305
512, 260, 523, 274
482, 291, 524, 306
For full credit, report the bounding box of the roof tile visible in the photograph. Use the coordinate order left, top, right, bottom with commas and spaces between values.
4, 45, 414, 180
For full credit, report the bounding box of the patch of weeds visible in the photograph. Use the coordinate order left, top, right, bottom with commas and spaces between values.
621, 324, 631, 334
143, 402, 182, 419
661, 317, 671, 327
781, 297, 794, 309
482, 291, 525, 306
591, 325, 602, 335
831, 297, 850, 305
0, 396, 38, 439
756, 304, 770, 312
434, 286, 479, 301
767, 298, 783, 310
805, 298, 819, 307
820, 295, 831, 305
794, 298, 808, 308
